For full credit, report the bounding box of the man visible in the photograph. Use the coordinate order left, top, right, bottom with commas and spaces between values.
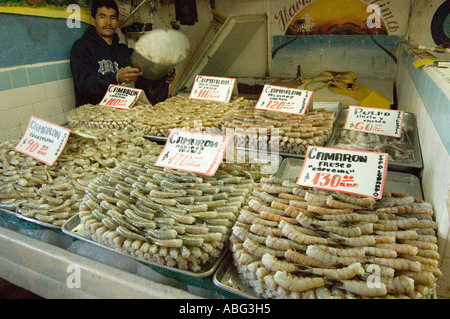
70, 0, 173, 107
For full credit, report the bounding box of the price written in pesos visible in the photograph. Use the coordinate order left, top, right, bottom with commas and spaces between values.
353, 122, 385, 133
166, 152, 202, 168
265, 100, 295, 111
311, 172, 358, 188
298, 146, 388, 199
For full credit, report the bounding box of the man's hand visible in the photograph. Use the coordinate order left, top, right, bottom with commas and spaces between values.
116, 66, 143, 84
165, 69, 176, 84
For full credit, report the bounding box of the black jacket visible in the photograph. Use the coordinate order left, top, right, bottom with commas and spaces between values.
70, 26, 169, 107
70, 26, 132, 107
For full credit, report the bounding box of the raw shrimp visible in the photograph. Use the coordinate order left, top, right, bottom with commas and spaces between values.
279, 220, 330, 246
285, 249, 332, 268
306, 245, 369, 266
261, 253, 298, 273
243, 238, 285, 258
337, 280, 387, 297
298, 262, 365, 280
372, 257, 421, 272
265, 236, 307, 252
274, 271, 325, 293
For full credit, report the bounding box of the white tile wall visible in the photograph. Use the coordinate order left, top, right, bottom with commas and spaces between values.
0, 78, 75, 143
396, 49, 450, 299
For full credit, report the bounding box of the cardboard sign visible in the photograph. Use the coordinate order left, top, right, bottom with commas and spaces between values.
15, 116, 71, 166
99, 84, 143, 109
154, 129, 230, 176
255, 84, 313, 115
190, 75, 237, 103
297, 146, 388, 199
344, 106, 404, 137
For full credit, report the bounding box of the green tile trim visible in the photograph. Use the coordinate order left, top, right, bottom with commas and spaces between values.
0, 71, 12, 91
10, 68, 29, 88
56, 62, 72, 80
26, 66, 44, 85
42, 64, 58, 82
0, 61, 75, 92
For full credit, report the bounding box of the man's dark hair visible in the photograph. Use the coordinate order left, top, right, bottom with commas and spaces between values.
91, 0, 119, 18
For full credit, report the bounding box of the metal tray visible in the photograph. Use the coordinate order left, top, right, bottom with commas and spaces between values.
327, 109, 423, 173
0, 208, 61, 230
273, 157, 423, 199
213, 157, 424, 298
236, 102, 343, 160
62, 214, 227, 278
213, 252, 259, 299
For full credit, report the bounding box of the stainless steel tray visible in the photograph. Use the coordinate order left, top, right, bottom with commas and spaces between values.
213, 252, 258, 299
213, 157, 425, 298
0, 208, 61, 230
273, 157, 423, 199
236, 102, 343, 160
327, 109, 423, 173
62, 214, 227, 278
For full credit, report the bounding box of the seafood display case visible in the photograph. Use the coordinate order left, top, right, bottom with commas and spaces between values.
213, 157, 432, 299
327, 109, 423, 175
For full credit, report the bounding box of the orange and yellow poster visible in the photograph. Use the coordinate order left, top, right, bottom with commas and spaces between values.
269, 0, 410, 36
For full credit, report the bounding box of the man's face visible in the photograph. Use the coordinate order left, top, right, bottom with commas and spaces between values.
90, 6, 118, 43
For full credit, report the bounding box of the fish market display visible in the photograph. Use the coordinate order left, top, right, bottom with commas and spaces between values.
134, 96, 253, 137
0, 128, 162, 227
230, 176, 441, 299
78, 155, 259, 272
332, 129, 415, 163
220, 107, 335, 155
67, 103, 150, 130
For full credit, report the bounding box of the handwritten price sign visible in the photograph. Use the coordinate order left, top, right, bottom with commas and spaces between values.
15, 116, 71, 166
297, 146, 388, 199
154, 130, 230, 176
190, 75, 237, 103
344, 106, 404, 138
99, 84, 143, 110
255, 84, 313, 115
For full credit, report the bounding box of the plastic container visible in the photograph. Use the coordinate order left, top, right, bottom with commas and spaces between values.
132, 29, 190, 80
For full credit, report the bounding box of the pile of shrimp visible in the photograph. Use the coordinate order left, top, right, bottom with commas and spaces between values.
133, 96, 254, 137
0, 128, 162, 227
220, 106, 335, 155
79, 155, 259, 273
230, 176, 441, 299
67, 103, 151, 130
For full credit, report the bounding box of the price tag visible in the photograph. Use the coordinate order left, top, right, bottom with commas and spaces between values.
344, 106, 404, 137
98, 84, 143, 109
154, 129, 230, 176
190, 75, 237, 103
255, 84, 313, 115
15, 116, 71, 166
297, 146, 388, 199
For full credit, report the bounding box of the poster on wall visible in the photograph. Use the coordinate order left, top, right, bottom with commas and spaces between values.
268, 0, 410, 37
0, 0, 91, 23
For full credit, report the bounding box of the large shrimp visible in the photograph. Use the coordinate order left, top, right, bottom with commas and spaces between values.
306, 245, 370, 266
285, 249, 332, 268
297, 262, 365, 280
243, 238, 285, 258
279, 220, 330, 246
265, 236, 307, 252
337, 280, 387, 297
273, 271, 325, 293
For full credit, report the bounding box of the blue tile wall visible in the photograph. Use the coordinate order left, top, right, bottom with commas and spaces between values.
402, 47, 450, 153
0, 61, 72, 92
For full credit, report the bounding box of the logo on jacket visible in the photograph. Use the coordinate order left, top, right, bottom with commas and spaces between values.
98, 59, 119, 75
